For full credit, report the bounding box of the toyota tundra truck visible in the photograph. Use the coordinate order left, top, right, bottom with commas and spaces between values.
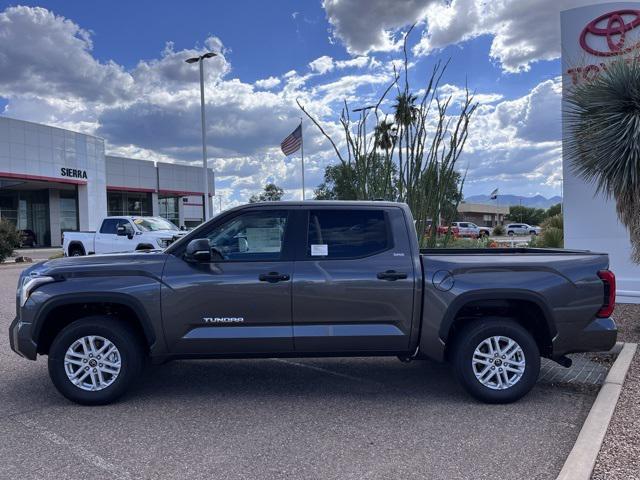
9, 201, 617, 405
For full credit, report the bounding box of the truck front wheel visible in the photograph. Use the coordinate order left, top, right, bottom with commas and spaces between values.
451, 318, 540, 404
47, 316, 144, 405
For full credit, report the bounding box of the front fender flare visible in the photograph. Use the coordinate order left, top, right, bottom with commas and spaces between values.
31, 292, 157, 348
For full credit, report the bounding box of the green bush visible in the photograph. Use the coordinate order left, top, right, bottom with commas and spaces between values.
492, 224, 505, 236
0, 220, 20, 263
532, 214, 564, 248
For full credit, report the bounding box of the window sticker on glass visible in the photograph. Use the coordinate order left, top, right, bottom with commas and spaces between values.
311, 244, 328, 256
246, 227, 282, 253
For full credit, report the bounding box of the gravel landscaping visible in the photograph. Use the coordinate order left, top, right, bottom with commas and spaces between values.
592, 304, 640, 480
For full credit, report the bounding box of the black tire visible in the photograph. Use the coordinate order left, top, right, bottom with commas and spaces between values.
507, 231, 514, 236
48, 316, 144, 405
529, 230, 537, 236
451, 318, 540, 404
69, 244, 85, 256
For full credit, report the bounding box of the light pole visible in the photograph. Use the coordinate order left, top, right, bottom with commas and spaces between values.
186, 51, 217, 221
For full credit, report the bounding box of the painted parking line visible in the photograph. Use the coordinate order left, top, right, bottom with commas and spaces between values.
271, 359, 384, 386
12, 416, 133, 480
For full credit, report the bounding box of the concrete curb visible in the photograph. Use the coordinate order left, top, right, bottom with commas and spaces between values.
556, 342, 638, 480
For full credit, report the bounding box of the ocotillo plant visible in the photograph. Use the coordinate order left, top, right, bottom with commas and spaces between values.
298, 25, 477, 247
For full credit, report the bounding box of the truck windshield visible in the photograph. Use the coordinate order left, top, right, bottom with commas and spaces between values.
132, 217, 178, 232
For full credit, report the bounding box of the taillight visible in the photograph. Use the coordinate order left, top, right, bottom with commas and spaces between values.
597, 270, 616, 318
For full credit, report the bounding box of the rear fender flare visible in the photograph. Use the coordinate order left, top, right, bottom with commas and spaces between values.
438, 289, 557, 343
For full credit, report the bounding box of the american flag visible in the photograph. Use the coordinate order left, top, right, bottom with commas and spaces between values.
280, 124, 302, 156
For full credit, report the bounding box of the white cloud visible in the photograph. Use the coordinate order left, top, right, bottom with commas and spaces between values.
415, 0, 610, 72
335, 56, 371, 69
321, 0, 618, 73
460, 77, 563, 196
322, 0, 434, 54
313, 73, 391, 104
0, 6, 134, 103
495, 78, 561, 142
254, 76, 281, 89
309, 55, 335, 74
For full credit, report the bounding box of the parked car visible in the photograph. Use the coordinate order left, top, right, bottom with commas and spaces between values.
505, 223, 541, 236
10, 201, 617, 405
451, 222, 491, 238
436, 225, 459, 237
62, 216, 187, 256
19, 229, 37, 247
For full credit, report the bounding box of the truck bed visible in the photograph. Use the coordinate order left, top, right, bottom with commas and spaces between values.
420, 247, 606, 255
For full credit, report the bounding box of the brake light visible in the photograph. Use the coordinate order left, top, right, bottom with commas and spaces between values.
597, 270, 616, 318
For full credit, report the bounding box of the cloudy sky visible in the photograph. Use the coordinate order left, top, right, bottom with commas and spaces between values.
0, 0, 612, 207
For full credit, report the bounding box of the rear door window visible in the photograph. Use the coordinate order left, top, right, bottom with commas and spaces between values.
306, 209, 390, 259
100, 219, 119, 234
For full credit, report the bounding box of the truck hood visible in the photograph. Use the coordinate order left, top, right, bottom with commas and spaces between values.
24, 250, 169, 278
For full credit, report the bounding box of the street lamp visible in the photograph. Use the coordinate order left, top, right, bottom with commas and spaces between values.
185, 51, 217, 221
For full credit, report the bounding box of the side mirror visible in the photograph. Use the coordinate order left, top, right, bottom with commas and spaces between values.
117, 225, 134, 239
185, 238, 211, 263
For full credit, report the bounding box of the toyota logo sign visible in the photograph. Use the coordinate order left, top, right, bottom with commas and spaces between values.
580, 9, 640, 56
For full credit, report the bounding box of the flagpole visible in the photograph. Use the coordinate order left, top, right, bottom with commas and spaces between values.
300, 118, 305, 201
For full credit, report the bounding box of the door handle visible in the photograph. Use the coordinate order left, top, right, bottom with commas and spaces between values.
259, 272, 290, 283
377, 270, 408, 281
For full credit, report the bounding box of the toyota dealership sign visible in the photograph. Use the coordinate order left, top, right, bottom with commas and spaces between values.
565, 6, 640, 84
562, 2, 640, 303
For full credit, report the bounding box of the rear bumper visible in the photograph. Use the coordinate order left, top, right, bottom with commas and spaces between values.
9, 316, 37, 360
553, 316, 618, 357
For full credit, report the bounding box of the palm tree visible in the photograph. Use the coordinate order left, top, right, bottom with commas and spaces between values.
393, 93, 418, 198
374, 119, 395, 152
565, 59, 640, 262
373, 119, 397, 200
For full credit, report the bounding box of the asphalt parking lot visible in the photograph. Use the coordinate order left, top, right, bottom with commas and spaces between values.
0, 263, 597, 480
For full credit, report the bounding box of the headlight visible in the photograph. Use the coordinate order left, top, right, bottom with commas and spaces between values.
19, 274, 55, 307
157, 238, 175, 248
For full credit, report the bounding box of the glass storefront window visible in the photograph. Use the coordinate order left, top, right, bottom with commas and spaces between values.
107, 191, 152, 216
60, 191, 78, 233
158, 196, 179, 226
0, 187, 50, 246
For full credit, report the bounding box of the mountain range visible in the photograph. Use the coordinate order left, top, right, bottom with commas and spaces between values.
463, 194, 562, 209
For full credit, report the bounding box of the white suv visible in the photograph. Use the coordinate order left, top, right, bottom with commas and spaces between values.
505, 223, 541, 236
451, 222, 491, 238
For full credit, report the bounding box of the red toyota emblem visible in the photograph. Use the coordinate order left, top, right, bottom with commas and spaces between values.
580, 9, 640, 56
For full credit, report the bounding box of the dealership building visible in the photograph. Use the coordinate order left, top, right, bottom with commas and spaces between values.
0, 116, 214, 247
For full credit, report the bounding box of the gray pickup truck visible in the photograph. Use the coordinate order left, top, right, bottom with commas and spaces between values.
10, 201, 617, 405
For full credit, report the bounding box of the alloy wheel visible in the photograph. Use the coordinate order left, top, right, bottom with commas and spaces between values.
471, 335, 526, 390
64, 335, 122, 391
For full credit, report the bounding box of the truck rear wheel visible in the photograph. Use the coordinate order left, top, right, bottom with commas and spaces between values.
69, 244, 85, 256
48, 316, 143, 405
451, 318, 540, 403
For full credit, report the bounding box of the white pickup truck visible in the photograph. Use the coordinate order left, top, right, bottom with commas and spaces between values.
62, 216, 188, 256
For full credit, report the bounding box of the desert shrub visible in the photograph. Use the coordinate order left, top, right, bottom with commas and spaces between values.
492, 224, 505, 236
532, 214, 564, 248
0, 220, 20, 263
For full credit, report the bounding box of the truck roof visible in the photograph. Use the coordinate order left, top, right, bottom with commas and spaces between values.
227, 200, 407, 210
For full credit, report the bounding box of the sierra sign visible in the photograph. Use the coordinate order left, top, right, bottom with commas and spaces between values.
60, 167, 88, 179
